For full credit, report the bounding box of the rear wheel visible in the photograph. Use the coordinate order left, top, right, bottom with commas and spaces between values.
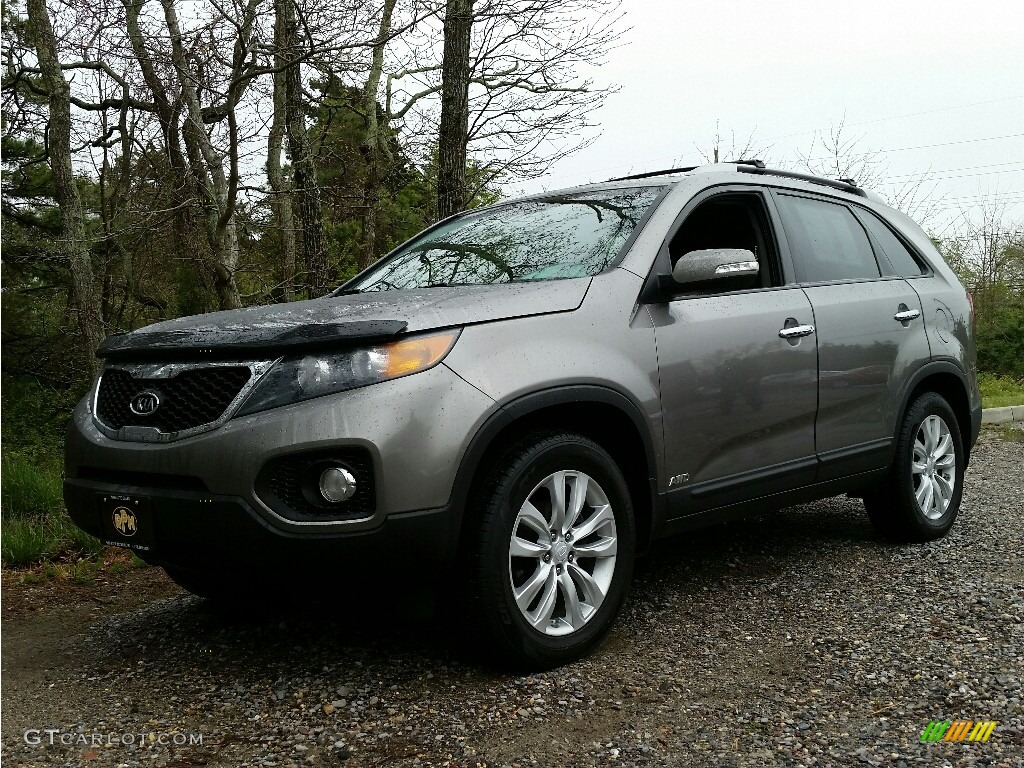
465, 432, 636, 670
864, 392, 964, 542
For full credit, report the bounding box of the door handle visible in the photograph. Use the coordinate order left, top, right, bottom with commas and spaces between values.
894, 308, 921, 322
778, 324, 816, 339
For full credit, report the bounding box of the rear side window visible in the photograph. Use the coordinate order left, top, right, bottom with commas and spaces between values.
776, 194, 881, 283
857, 209, 926, 276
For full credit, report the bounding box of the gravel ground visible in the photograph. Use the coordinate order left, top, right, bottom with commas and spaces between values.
2, 429, 1022, 768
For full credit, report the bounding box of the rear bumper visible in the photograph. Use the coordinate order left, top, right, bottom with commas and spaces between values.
64, 478, 460, 578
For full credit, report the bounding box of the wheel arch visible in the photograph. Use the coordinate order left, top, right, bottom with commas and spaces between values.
449, 386, 660, 555
898, 361, 973, 460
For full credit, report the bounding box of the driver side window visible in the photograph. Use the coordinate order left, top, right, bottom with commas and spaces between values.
668, 194, 780, 292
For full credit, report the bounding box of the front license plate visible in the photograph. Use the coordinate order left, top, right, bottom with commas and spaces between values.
99, 494, 155, 552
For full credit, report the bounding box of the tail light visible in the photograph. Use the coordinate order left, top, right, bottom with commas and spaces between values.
966, 290, 976, 331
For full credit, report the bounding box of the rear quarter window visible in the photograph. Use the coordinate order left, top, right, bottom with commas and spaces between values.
856, 209, 927, 276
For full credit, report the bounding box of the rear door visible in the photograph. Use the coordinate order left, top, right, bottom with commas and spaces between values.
772, 192, 931, 480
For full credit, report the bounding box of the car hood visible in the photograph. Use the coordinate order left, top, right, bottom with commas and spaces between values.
96, 279, 591, 360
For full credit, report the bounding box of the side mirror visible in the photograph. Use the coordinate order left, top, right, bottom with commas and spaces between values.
671, 248, 759, 286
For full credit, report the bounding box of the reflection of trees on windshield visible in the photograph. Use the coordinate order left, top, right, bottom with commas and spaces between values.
353, 187, 662, 291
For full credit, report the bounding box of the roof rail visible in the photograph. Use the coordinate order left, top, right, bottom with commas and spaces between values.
737, 164, 868, 197
607, 166, 698, 182
606, 160, 868, 198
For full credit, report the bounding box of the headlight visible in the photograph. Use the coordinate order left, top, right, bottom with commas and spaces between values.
235, 329, 461, 416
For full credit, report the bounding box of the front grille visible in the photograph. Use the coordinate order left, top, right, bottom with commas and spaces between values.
96, 366, 252, 434
255, 449, 375, 521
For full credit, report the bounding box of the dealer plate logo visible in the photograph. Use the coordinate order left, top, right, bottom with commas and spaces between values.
111, 506, 138, 537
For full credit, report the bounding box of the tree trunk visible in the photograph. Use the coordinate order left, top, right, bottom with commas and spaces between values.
161, 0, 242, 310
358, 0, 398, 270
269, 0, 297, 301
27, 0, 104, 378
437, 0, 473, 221
281, 0, 328, 297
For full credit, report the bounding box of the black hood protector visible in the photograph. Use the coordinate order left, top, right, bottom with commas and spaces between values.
96, 319, 407, 360
95, 279, 590, 361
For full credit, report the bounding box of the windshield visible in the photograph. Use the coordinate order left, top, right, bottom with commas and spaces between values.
348, 186, 663, 291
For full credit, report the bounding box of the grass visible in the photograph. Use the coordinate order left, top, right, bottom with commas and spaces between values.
1, 452, 103, 567
1, 451, 64, 519
9, 549, 149, 586
984, 424, 1024, 444
978, 373, 1024, 409
1, 511, 103, 566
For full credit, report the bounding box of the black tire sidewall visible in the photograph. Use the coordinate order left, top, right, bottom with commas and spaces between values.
475, 434, 636, 668
894, 393, 964, 536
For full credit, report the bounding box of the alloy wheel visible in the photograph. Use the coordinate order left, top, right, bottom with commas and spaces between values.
912, 414, 957, 520
508, 470, 618, 636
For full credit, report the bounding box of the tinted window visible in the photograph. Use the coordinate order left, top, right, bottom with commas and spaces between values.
777, 195, 880, 282
858, 210, 925, 276
350, 187, 662, 291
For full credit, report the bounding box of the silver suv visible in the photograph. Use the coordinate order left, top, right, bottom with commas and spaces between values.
65, 162, 981, 668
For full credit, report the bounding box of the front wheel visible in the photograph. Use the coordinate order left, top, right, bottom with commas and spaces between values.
864, 392, 964, 542
465, 432, 636, 670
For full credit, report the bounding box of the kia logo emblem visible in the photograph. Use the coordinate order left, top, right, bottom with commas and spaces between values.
129, 390, 161, 416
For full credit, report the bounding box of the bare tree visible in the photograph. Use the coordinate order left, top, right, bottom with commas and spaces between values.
694, 120, 772, 165
797, 117, 946, 228
797, 117, 887, 189
945, 197, 1024, 315
381, 0, 625, 220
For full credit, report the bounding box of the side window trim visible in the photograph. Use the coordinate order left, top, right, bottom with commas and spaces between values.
639, 184, 793, 304
768, 188, 885, 285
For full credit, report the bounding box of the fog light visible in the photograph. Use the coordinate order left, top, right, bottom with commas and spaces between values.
319, 467, 357, 502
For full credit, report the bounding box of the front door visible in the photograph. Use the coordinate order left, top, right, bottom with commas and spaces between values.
648, 191, 819, 514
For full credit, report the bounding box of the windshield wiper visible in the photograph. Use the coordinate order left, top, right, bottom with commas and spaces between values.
422, 279, 515, 288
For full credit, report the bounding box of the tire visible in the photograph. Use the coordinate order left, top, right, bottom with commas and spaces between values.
864, 392, 964, 542
464, 431, 636, 670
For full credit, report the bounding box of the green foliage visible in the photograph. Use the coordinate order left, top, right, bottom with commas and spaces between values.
1, 452, 63, 520
939, 235, 1024, 379
0, 379, 102, 566
1, 377, 82, 461
0, 449, 102, 566
977, 373, 1024, 408
974, 292, 1024, 378
1, 511, 103, 566
310, 77, 436, 269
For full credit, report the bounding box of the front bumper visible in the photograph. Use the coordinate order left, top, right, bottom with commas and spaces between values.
63, 478, 459, 577
64, 362, 494, 573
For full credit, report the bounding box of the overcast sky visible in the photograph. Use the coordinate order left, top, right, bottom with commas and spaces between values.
514, 0, 1024, 236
